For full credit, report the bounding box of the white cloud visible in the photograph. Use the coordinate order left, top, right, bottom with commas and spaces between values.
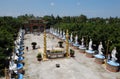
50, 2, 55, 6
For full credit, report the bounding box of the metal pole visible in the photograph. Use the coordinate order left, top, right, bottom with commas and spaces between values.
106, 40, 109, 64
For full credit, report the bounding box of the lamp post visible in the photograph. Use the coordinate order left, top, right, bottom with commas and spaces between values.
66, 29, 70, 57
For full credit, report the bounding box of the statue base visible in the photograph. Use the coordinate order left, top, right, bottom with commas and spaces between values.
18, 69, 24, 74
85, 50, 95, 58
106, 61, 120, 72
73, 46, 79, 50
95, 58, 104, 64
79, 49, 85, 53
73, 44, 80, 50
86, 53, 94, 58
18, 73, 23, 79
70, 43, 73, 47
94, 54, 105, 64
69, 40, 73, 46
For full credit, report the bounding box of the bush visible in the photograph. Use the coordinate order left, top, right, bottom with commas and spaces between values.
37, 53, 42, 58
70, 49, 75, 57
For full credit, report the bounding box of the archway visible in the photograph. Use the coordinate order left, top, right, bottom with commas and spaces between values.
32, 26, 39, 32
40, 26, 44, 32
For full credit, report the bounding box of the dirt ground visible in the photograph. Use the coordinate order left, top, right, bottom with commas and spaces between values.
23, 33, 120, 79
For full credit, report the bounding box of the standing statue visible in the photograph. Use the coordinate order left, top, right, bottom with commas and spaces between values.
70, 33, 73, 42
75, 35, 78, 44
81, 37, 84, 47
98, 42, 104, 55
60, 30, 62, 37
111, 47, 118, 62
62, 31, 65, 39
88, 39, 93, 50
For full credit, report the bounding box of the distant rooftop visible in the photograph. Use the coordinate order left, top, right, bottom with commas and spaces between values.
29, 17, 42, 20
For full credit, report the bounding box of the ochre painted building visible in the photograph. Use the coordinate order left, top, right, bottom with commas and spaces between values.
24, 18, 46, 33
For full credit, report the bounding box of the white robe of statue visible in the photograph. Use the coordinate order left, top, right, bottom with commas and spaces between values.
111, 47, 117, 62
60, 30, 62, 37
81, 37, 84, 47
88, 39, 93, 50
9, 60, 17, 71
63, 32, 65, 38
70, 33, 73, 42
75, 35, 78, 44
98, 42, 103, 55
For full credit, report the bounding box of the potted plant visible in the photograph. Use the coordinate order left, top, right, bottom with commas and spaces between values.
31, 42, 37, 49
37, 53, 42, 61
58, 41, 63, 48
70, 49, 75, 57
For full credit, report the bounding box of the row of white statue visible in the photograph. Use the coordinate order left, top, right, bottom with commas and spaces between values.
9, 29, 25, 77
50, 28, 118, 63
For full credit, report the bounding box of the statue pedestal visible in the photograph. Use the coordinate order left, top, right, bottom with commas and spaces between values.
106, 61, 120, 72
18, 56, 24, 63
94, 54, 105, 64
18, 73, 23, 79
69, 40, 73, 46
17, 63, 24, 73
62, 37, 66, 41
79, 46, 86, 53
85, 50, 94, 58
73, 43, 79, 50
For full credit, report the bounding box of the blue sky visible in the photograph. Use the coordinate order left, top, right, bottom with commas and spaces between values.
0, 0, 120, 18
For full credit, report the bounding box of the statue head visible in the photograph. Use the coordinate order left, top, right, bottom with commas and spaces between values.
90, 39, 92, 41
114, 47, 116, 50
100, 42, 102, 45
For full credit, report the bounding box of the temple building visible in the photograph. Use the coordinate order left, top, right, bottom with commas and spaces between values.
24, 18, 46, 33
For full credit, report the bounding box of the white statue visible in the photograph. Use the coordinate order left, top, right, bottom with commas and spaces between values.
9, 60, 17, 71
88, 39, 93, 50
57, 29, 59, 35
111, 47, 117, 62
98, 42, 104, 55
60, 30, 62, 37
63, 31, 65, 39
58, 29, 60, 35
70, 33, 73, 42
51, 28, 53, 34
81, 37, 84, 47
75, 35, 78, 44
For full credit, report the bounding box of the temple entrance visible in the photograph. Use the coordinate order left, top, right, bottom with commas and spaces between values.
40, 26, 44, 32
26, 26, 30, 33
24, 18, 46, 33
33, 26, 39, 32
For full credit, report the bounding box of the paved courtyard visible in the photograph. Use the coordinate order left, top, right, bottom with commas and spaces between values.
23, 33, 120, 79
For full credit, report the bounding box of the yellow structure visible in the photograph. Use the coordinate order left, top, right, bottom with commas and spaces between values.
105, 40, 110, 65
65, 29, 70, 57
43, 28, 48, 61
4, 67, 9, 79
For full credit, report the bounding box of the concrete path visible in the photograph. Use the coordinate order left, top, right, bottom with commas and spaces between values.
23, 33, 120, 79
